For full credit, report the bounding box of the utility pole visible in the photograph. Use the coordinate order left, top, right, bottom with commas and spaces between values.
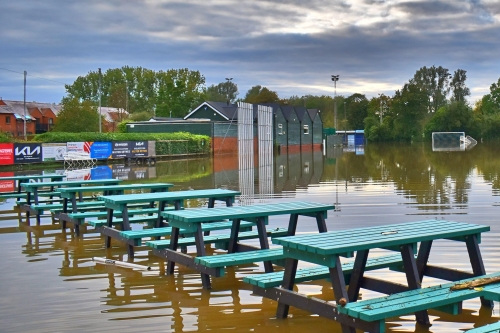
98, 68, 102, 133
225, 77, 233, 106
331, 75, 339, 129
23, 71, 27, 140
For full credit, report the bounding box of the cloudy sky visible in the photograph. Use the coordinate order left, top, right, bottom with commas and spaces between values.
1, 0, 499, 104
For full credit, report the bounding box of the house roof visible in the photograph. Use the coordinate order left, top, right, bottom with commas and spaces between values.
185, 101, 240, 121
280, 105, 297, 122
307, 108, 320, 122
98, 107, 129, 123
0, 99, 61, 120
294, 106, 310, 122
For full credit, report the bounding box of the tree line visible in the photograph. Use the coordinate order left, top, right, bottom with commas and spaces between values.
56, 65, 500, 141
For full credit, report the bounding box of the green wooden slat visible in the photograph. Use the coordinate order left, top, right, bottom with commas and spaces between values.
22, 179, 121, 191
146, 228, 288, 249
339, 272, 500, 322
87, 215, 159, 227
67, 207, 158, 219
56, 183, 173, 193
0, 174, 64, 181
31, 201, 103, 210
273, 220, 489, 255
161, 201, 334, 223
0, 193, 27, 199
465, 321, 500, 333
99, 189, 240, 204
196, 248, 285, 268
243, 253, 406, 288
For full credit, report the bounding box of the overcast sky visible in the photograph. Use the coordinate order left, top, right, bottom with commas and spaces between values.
1, 0, 499, 104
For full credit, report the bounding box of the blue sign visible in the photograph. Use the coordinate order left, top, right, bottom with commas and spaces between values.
90, 166, 113, 180
90, 142, 112, 160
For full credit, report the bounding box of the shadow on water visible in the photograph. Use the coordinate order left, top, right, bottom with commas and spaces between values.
1, 142, 500, 332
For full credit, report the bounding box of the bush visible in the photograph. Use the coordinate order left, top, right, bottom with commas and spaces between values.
0, 132, 12, 143
31, 131, 211, 155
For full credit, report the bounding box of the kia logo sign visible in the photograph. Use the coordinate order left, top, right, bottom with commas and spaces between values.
15, 146, 41, 156
14, 143, 42, 164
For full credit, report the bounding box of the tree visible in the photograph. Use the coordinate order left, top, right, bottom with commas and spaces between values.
243, 85, 279, 104
391, 82, 428, 141
53, 97, 100, 132
345, 93, 368, 130
205, 81, 238, 103
450, 69, 470, 103
489, 77, 500, 109
410, 65, 451, 113
424, 102, 477, 138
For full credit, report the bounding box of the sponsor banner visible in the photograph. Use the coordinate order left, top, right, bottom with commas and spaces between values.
90, 142, 112, 160
14, 143, 43, 164
67, 142, 92, 158
42, 143, 67, 161
0, 143, 14, 165
0, 171, 15, 192
131, 141, 148, 157
111, 141, 149, 158
111, 164, 131, 180
111, 141, 131, 158
65, 169, 91, 181
90, 166, 113, 180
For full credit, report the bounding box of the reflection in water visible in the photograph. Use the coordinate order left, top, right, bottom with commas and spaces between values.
1, 142, 500, 332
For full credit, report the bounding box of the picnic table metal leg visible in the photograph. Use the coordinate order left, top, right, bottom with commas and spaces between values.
400, 243, 430, 326
61, 198, 69, 230
328, 256, 356, 333
194, 225, 211, 289
208, 198, 215, 208
227, 219, 241, 253
466, 234, 493, 307
119, 206, 135, 260
167, 227, 180, 274
287, 214, 298, 235
276, 258, 298, 318
255, 217, 273, 273
347, 249, 369, 302
34, 189, 41, 225
105, 208, 114, 248
416, 240, 432, 281
315, 212, 328, 233
225, 196, 233, 207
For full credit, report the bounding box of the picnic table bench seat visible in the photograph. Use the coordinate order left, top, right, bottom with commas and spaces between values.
147, 227, 288, 249
466, 321, 500, 333
339, 272, 500, 323
65, 207, 159, 219
120, 221, 257, 246
29, 200, 103, 213
87, 215, 160, 228
244, 253, 407, 289
0, 192, 28, 199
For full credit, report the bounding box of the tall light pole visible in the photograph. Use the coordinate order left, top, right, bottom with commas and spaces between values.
378, 93, 385, 124
331, 75, 339, 129
98, 68, 102, 133
23, 70, 27, 140
225, 77, 233, 105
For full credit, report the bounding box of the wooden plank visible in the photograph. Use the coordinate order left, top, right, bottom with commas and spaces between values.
0, 174, 64, 181
339, 272, 500, 322
162, 201, 334, 223
465, 321, 500, 333
243, 254, 405, 288
99, 189, 240, 204
146, 228, 288, 249
196, 248, 285, 268
21, 179, 121, 191
87, 215, 159, 227
273, 220, 489, 256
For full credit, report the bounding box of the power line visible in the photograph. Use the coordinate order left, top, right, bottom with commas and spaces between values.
0, 67, 68, 85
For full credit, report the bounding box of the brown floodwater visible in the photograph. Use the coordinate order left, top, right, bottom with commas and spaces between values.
1, 142, 499, 332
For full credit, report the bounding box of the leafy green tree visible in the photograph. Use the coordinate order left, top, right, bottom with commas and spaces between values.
391, 82, 428, 141
244, 85, 280, 104
345, 93, 368, 130
488, 77, 500, 110
410, 65, 451, 113
205, 81, 238, 103
53, 97, 100, 132
450, 69, 470, 103
424, 102, 478, 138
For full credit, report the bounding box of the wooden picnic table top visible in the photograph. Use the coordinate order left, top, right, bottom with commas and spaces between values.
99, 189, 240, 205
57, 183, 173, 195
22, 179, 122, 191
273, 220, 489, 264
162, 201, 335, 224
0, 174, 65, 181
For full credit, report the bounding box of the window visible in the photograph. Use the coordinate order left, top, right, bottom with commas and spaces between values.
278, 123, 283, 135
48, 118, 53, 124
303, 125, 309, 134
5, 116, 10, 124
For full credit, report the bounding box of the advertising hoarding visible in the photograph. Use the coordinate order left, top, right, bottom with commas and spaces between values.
0, 143, 14, 165
14, 143, 43, 164
42, 143, 67, 161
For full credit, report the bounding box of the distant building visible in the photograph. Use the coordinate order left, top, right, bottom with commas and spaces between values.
98, 107, 129, 132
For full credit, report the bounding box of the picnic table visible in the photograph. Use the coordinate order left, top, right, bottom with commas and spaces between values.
95, 189, 241, 259
0, 174, 65, 200
147, 201, 334, 289
56, 183, 174, 235
244, 220, 500, 333
20, 179, 122, 224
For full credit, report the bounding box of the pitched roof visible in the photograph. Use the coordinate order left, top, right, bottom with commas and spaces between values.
98, 107, 129, 123
307, 108, 319, 122
0, 99, 61, 120
280, 105, 297, 122
294, 106, 310, 122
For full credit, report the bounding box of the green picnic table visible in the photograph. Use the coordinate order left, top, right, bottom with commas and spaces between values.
0, 174, 65, 200
245, 220, 499, 333
148, 201, 334, 289
56, 183, 174, 235
21, 179, 122, 224
96, 189, 241, 260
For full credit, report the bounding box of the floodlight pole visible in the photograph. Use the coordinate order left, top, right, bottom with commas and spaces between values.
331, 75, 339, 129
23, 70, 27, 140
225, 77, 233, 105
98, 68, 102, 133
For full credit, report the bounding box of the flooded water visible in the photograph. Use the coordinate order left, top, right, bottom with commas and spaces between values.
1, 142, 499, 332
